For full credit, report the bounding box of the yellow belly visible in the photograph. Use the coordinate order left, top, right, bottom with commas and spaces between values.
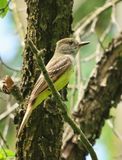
33, 66, 73, 109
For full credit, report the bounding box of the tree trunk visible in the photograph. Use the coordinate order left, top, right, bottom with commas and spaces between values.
16, 0, 73, 160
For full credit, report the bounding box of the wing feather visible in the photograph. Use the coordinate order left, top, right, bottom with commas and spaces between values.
29, 55, 72, 103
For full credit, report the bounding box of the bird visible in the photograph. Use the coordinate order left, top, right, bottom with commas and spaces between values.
17, 38, 89, 136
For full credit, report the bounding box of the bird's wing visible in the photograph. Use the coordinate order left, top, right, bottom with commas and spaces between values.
29, 55, 72, 103
17, 55, 73, 136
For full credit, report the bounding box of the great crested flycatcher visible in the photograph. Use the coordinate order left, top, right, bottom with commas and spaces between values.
17, 38, 89, 136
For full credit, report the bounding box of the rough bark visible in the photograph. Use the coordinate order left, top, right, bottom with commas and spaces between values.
16, 0, 73, 160
62, 33, 122, 160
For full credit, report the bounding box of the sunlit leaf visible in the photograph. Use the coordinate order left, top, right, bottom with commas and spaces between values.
0, 152, 5, 160
0, 149, 15, 158
0, 0, 9, 18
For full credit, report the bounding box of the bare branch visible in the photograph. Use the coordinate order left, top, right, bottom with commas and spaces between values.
74, 0, 121, 40
107, 119, 122, 142
0, 103, 18, 121
0, 131, 9, 149
0, 76, 23, 103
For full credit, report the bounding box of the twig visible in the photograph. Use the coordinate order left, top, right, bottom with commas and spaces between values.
90, 17, 98, 33
76, 52, 82, 88
75, 52, 84, 111
82, 53, 96, 62
107, 120, 122, 142
2, 97, 13, 140
111, 2, 121, 32
68, 84, 78, 90
0, 76, 23, 103
0, 141, 7, 158
29, 39, 98, 160
0, 132, 9, 149
1, 119, 10, 147
70, 69, 77, 109
74, 0, 121, 39
0, 103, 18, 121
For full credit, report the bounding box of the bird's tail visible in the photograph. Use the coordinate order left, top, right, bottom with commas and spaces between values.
17, 103, 32, 137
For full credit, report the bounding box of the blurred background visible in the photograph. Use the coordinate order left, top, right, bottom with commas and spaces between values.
0, 0, 122, 159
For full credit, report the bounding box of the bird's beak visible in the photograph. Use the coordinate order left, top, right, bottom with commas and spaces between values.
78, 41, 90, 47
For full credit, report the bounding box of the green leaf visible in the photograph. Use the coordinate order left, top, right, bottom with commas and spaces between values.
0, 0, 9, 18
5, 149, 15, 157
0, 149, 15, 158
0, 152, 5, 160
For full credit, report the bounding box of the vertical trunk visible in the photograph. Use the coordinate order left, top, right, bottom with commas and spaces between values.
16, 0, 73, 160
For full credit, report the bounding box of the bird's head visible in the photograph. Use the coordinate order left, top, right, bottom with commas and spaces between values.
55, 38, 89, 56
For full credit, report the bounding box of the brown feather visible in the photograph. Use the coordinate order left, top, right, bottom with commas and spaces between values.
29, 55, 73, 103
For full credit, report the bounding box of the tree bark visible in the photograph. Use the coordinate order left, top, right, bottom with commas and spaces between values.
16, 0, 73, 160
62, 33, 122, 160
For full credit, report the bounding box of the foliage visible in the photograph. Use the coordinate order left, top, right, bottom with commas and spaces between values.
0, 0, 9, 18
0, 149, 15, 160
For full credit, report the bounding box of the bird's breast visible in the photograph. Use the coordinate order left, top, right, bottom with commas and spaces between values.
53, 65, 73, 91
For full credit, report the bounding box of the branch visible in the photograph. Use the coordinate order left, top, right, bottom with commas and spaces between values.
0, 131, 9, 149
28, 39, 98, 160
74, 0, 121, 39
0, 103, 18, 121
62, 33, 122, 159
0, 76, 23, 103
